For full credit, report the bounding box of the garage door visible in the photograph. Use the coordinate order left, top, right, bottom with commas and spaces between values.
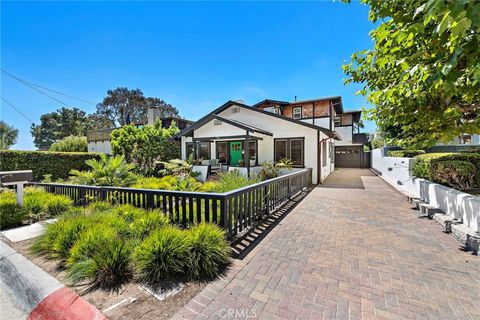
335, 146, 362, 168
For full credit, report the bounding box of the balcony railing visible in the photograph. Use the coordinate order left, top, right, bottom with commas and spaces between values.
86, 128, 116, 142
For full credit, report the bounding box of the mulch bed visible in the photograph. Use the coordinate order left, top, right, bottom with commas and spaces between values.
5, 237, 206, 320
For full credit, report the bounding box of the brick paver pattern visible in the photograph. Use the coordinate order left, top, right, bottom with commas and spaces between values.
173, 169, 480, 320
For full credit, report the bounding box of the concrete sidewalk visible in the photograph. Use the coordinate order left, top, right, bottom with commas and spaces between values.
0, 241, 106, 320
173, 169, 480, 319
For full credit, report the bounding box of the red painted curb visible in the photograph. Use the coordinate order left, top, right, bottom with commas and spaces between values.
28, 287, 107, 320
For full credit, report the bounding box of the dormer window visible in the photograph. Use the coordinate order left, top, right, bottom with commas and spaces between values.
293, 107, 302, 119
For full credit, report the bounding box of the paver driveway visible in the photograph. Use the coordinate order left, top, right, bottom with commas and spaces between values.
174, 169, 480, 320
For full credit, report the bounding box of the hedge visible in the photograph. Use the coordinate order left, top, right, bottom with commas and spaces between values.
412, 152, 480, 190
387, 150, 425, 157
0, 150, 102, 181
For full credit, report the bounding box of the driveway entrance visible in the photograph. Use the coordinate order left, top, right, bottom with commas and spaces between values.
174, 169, 480, 320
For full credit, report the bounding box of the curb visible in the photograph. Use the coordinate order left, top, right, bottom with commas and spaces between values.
0, 241, 106, 320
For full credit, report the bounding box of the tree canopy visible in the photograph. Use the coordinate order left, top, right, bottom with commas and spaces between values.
343, 0, 480, 149
0, 121, 18, 150
30, 107, 110, 149
110, 119, 180, 176
96, 87, 179, 126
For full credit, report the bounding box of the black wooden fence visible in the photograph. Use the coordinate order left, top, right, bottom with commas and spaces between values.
30, 168, 311, 238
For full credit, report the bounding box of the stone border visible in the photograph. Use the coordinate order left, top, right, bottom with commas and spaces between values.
407, 197, 479, 255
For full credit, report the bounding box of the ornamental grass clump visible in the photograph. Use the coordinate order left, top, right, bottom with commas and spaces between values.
133, 226, 190, 287
0, 191, 25, 230
185, 223, 231, 280
31, 217, 89, 263
129, 210, 169, 240
67, 226, 132, 293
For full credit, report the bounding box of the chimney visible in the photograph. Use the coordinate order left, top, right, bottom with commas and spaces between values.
234, 99, 245, 104
147, 107, 160, 125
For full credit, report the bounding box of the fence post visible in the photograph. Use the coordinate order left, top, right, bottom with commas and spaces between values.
219, 195, 227, 230
99, 187, 107, 202
264, 185, 270, 217
288, 176, 292, 200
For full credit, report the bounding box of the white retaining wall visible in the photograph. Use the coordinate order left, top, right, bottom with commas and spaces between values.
371, 148, 480, 233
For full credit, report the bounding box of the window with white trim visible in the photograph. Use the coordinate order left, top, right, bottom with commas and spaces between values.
292, 107, 302, 119
334, 116, 341, 126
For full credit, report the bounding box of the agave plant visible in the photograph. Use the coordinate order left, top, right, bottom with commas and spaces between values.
70, 154, 137, 187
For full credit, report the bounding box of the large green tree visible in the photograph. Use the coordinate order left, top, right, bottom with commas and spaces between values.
0, 121, 18, 150
30, 107, 110, 149
96, 87, 179, 127
343, 0, 480, 149
110, 119, 180, 176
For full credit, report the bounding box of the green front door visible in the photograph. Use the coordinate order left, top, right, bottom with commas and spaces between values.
229, 141, 243, 166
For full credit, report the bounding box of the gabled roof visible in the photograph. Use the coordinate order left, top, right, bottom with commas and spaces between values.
174, 100, 341, 140
252, 99, 290, 108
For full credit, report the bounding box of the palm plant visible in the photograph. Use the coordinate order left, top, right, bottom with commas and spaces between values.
70, 154, 137, 187
275, 158, 294, 169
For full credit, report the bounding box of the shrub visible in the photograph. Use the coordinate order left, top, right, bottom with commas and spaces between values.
431, 160, 476, 190
133, 227, 190, 286
23, 188, 48, 217
129, 211, 169, 240
210, 171, 258, 193
412, 153, 480, 189
31, 217, 88, 263
111, 204, 146, 223
132, 176, 178, 190
0, 191, 25, 230
69, 154, 137, 187
185, 223, 230, 280
68, 238, 132, 292
67, 226, 118, 266
387, 150, 425, 157
111, 120, 180, 176
0, 150, 102, 181
49, 136, 88, 152
159, 159, 192, 176
199, 181, 219, 192
22, 187, 73, 221
46, 194, 73, 216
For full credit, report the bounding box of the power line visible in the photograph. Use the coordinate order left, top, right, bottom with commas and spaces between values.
1, 69, 97, 106
1, 96, 36, 124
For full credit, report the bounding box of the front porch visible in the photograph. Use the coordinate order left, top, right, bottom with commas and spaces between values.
181, 114, 274, 177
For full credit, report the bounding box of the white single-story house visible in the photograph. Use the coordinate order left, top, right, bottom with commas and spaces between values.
174, 100, 341, 184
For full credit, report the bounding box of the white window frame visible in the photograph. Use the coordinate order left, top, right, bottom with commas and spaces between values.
292, 107, 302, 119
334, 116, 341, 126
264, 107, 279, 114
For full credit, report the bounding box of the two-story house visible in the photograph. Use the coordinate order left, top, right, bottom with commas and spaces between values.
253, 96, 369, 168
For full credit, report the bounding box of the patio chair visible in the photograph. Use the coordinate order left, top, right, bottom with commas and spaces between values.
210, 159, 221, 174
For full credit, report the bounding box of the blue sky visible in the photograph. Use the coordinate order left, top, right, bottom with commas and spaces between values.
1, 1, 375, 150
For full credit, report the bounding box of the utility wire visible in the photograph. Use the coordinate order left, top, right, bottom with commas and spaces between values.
1, 69, 96, 105
1, 96, 36, 124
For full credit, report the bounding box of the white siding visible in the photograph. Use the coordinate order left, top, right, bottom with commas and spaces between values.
313, 118, 331, 130
334, 126, 353, 145
87, 141, 112, 154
